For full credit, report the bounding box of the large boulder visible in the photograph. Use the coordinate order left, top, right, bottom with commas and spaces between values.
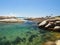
45, 22, 55, 28
55, 21, 60, 26
38, 20, 48, 28
53, 26, 60, 31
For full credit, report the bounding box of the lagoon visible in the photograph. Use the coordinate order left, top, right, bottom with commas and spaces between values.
0, 21, 60, 45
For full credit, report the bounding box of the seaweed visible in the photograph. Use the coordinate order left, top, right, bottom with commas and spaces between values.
12, 37, 22, 45
28, 35, 38, 42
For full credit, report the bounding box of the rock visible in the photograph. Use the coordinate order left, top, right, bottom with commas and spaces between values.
45, 22, 55, 28
0, 19, 24, 23
43, 41, 56, 45
38, 20, 48, 27
0, 16, 24, 23
0, 16, 16, 19
56, 21, 60, 23
45, 23, 51, 28
38, 19, 60, 31
53, 26, 60, 31
55, 40, 60, 45
48, 19, 57, 22
55, 21, 60, 26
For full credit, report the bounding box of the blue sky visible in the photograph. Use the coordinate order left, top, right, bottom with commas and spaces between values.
0, 0, 60, 17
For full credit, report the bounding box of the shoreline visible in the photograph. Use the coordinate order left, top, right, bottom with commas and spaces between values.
0, 16, 25, 23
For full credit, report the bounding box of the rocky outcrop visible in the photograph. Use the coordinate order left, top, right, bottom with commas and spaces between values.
0, 16, 16, 19
38, 19, 60, 31
0, 16, 24, 23
38, 20, 48, 27
24, 18, 46, 23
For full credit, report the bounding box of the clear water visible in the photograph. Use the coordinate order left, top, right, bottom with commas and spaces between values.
0, 21, 60, 45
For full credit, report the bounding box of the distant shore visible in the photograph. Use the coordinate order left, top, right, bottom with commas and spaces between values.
0, 16, 60, 23
24, 16, 60, 22
0, 16, 24, 23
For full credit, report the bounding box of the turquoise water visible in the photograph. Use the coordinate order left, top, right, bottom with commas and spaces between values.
0, 21, 38, 40
0, 21, 58, 45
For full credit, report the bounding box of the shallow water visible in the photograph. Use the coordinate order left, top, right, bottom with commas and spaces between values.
0, 21, 60, 45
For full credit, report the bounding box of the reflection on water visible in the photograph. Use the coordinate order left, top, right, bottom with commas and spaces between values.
0, 21, 60, 45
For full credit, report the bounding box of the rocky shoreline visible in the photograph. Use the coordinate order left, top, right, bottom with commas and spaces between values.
38, 19, 60, 31
0, 16, 24, 23
24, 17, 46, 23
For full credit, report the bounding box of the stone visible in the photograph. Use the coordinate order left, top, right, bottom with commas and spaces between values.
43, 41, 56, 45
38, 19, 60, 31
55, 21, 60, 26
55, 40, 60, 45
38, 20, 48, 27
56, 21, 60, 23
45, 22, 54, 28
53, 26, 60, 31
